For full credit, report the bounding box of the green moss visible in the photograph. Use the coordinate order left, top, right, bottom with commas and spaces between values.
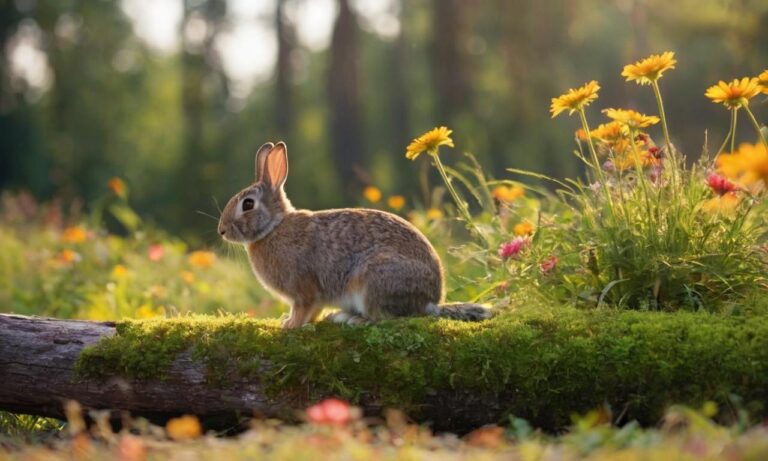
75, 307, 768, 429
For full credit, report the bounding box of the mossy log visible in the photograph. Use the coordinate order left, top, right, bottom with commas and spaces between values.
0, 314, 290, 428
2, 309, 768, 433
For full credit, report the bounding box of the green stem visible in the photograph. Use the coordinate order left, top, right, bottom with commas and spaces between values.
431, 150, 487, 244
715, 109, 736, 161
730, 108, 738, 155
578, 108, 615, 216
630, 131, 656, 227
652, 81, 671, 149
744, 104, 768, 149
651, 80, 677, 196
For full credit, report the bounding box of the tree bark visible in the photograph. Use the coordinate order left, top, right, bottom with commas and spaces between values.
0, 314, 291, 428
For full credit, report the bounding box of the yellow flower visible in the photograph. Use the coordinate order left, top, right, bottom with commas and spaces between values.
363, 186, 382, 203
603, 108, 660, 130
426, 208, 444, 220
621, 51, 676, 85
513, 221, 534, 236
62, 226, 88, 243
136, 305, 163, 319
188, 250, 216, 268
589, 121, 626, 141
550, 80, 600, 117
180, 270, 196, 284
166, 415, 202, 441
705, 77, 760, 109
108, 177, 126, 198
716, 142, 768, 189
701, 193, 740, 215
387, 195, 406, 211
405, 126, 454, 160
758, 69, 768, 94
111, 264, 129, 279
492, 185, 525, 203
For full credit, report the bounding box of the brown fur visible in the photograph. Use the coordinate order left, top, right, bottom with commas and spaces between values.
218, 142, 492, 328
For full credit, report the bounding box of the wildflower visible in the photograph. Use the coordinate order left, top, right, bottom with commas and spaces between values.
513, 221, 534, 236
621, 51, 676, 85
108, 177, 126, 198
306, 398, 359, 426
701, 193, 740, 215
716, 142, 768, 189
550, 80, 600, 117
426, 208, 444, 220
62, 226, 88, 243
116, 434, 147, 461
362, 186, 382, 203
589, 121, 625, 142
540, 255, 558, 275
705, 78, 761, 109
148, 244, 165, 262
387, 195, 406, 211
492, 185, 525, 203
165, 415, 202, 440
707, 173, 738, 196
188, 250, 216, 268
498, 237, 529, 260
405, 126, 454, 160
758, 69, 768, 94
575, 128, 588, 141
603, 108, 660, 130
602, 160, 615, 173
58, 249, 81, 265
136, 305, 163, 319
180, 271, 196, 284
111, 264, 129, 279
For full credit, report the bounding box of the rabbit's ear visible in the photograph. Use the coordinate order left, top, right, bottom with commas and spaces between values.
264, 142, 288, 191
255, 142, 275, 181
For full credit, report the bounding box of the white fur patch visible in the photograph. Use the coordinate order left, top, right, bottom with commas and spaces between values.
335, 289, 367, 316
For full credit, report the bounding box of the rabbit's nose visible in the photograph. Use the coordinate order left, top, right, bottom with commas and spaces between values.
218, 226, 226, 236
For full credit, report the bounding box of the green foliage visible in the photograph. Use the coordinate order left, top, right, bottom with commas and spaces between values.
77, 307, 768, 430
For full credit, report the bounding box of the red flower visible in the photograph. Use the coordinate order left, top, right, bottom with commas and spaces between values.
540, 255, 558, 275
148, 244, 165, 262
306, 398, 355, 426
707, 173, 738, 196
498, 237, 529, 260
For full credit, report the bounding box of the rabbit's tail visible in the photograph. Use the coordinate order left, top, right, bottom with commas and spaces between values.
427, 302, 493, 321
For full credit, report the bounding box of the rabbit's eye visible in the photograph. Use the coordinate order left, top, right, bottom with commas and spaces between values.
242, 198, 255, 211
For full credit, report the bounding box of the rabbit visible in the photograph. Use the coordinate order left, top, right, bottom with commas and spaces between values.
218, 141, 492, 329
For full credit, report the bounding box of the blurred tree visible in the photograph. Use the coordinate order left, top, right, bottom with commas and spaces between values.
274, 0, 295, 138
431, 0, 473, 124
328, 0, 364, 198
177, 0, 230, 233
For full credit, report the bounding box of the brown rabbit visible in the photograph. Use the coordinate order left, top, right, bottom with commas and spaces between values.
218, 142, 492, 328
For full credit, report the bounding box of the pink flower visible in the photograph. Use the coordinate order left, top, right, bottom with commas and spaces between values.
498, 237, 529, 260
148, 244, 165, 262
306, 398, 356, 426
707, 173, 737, 196
540, 255, 558, 274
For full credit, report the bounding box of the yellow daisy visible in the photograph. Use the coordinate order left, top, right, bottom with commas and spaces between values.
188, 250, 216, 268
550, 80, 600, 117
603, 108, 660, 130
758, 69, 768, 94
387, 195, 406, 211
363, 186, 382, 203
405, 126, 454, 160
705, 77, 760, 109
701, 193, 740, 216
513, 221, 535, 236
492, 185, 525, 203
716, 142, 768, 189
622, 51, 677, 85
589, 121, 626, 141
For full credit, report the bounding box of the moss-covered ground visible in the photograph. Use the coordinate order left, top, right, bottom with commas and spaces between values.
76, 307, 768, 429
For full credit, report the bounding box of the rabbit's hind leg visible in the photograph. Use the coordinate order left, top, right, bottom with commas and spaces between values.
325, 310, 371, 326
358, 255, 441, 319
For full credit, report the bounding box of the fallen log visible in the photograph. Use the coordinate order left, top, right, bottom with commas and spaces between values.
0, 314, 291, 429
2, 309, 768, 432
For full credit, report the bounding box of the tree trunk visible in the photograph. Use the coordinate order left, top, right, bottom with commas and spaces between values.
328, 0, 363, 199
274, 0, 295, 137
0, 314, 291, 428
